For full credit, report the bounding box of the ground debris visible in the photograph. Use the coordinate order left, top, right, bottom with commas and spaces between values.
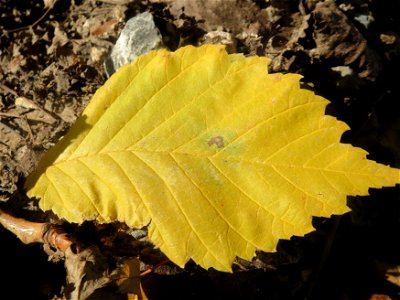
1, 0, 400, 299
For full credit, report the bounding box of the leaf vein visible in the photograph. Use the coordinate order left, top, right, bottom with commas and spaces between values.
104, 153, 149, 220
99, 51, 218, 152
270, 165, 325, 207
133, 60, 261, 150
263, 127, 336, 163
52, 165, 103, 219
133, 152, 226, 267
170, 153, 257, 250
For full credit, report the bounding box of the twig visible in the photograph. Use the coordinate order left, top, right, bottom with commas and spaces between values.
0, 209, 77, 253
0, 112, 22, 118
140, 259, 170, 277
0, 209, 43, 244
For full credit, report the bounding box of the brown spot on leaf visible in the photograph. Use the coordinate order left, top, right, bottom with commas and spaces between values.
208, 136, 224, 148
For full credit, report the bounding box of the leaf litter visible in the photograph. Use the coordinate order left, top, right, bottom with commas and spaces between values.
1, 0, 400, 299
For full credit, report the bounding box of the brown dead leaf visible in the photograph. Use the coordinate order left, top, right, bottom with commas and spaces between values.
47, 23, 70, 55
7, 55, 26, 73
311, 1, 366, 64
64, 246, 145, 300
169, 0, 268, 40
5, 106, 57, 125
90, 19, 119, 37
64, 245, 114, 300
375, 260, 400, 288
43, 0, 56, 9
0, 122, 25, 150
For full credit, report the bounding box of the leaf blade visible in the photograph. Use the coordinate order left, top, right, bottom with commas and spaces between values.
26, 45, 400, 271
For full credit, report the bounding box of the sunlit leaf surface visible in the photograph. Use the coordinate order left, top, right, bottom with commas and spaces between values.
26, 45, 400, 271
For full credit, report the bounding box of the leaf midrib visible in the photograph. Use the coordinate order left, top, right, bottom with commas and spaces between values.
49, 147, 388, 178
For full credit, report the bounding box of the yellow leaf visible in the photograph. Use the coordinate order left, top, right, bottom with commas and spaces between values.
25, 45, 400, 271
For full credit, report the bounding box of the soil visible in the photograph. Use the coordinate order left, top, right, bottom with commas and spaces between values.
1, 0, 400, 299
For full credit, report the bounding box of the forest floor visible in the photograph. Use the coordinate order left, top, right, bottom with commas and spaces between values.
1, 0, 400, 299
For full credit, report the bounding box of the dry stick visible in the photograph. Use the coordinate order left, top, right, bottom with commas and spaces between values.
0, 209, 76, 252
140, 259, 171, 277
0, 112, 22, 118
0, 208, 166, 271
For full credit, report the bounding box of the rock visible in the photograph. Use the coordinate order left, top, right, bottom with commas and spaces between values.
104, 12, 163, 76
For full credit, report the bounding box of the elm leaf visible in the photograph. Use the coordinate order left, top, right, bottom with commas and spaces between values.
25, 45, 400, 271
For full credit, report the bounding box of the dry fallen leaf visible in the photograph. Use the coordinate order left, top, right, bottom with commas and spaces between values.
43, 0, 56, 9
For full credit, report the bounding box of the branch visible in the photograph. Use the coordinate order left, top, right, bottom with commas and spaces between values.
0, 209, 77, 252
